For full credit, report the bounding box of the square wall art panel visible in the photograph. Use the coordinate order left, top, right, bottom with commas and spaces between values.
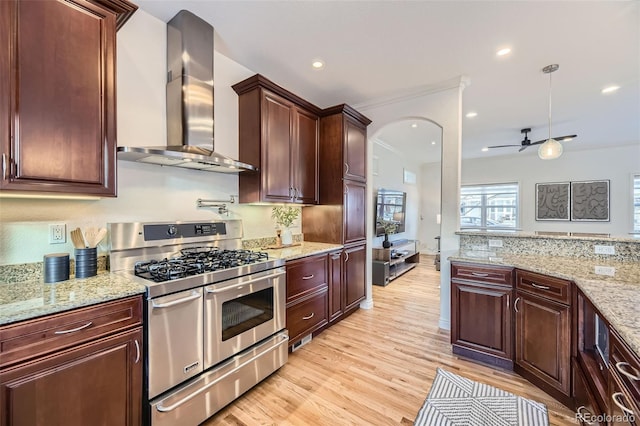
536, 182, 570, 221
571, 180, 610, 221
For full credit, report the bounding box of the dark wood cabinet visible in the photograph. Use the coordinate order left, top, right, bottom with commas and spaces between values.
0, 0, 136, 197
328, 250, 343, 322
285, 254, 328, 347
573, 357, 607, 425
343, 115, 367, 182
450, 262, 514, 369
0, 296, 143, 426
233, 74, 319, 204
344, 180, 367, 243
514, 270, 572, 403
343, 243, 366, 312
608, 330, 640, 424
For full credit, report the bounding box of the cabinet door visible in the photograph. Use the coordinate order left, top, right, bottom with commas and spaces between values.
344, 180, 367, 243
0, 328, 142, 426
0, 0, 118, 196
343, 117, 366, 182
515, 291, 571, 395
344, 244, 366, 311
292, 107, 318, 204
608, 371, 639, 426
573, 357, 606, 425
328, 251, 343, 322
261, 91, 293, 202
451, 281, 512, 361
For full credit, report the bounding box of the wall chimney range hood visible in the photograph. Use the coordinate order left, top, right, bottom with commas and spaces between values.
117, 10, 256, 173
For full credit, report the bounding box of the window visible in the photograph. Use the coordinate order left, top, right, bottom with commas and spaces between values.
634, 174, 640, 232
460, 183, 519, 229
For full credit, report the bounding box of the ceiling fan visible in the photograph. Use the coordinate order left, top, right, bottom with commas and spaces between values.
488, 127, 577, 153
488, 64, 577, 157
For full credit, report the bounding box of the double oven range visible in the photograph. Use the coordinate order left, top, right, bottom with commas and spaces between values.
109, 220, 288, 426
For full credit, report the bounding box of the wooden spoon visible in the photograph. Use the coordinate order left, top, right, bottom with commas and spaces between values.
70, 228, 86, 249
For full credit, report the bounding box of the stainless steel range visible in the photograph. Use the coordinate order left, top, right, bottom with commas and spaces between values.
109, 220, 288, 426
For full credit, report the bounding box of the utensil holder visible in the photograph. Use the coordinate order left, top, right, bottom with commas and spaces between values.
44, 253, 70, 283
75, 247, 97, 278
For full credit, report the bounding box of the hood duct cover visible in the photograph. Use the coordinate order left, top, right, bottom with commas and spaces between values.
117, 10, 256, 173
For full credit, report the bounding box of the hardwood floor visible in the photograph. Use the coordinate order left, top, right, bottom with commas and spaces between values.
206, 256, 577, 425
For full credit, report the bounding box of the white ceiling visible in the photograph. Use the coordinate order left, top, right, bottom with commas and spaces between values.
136, 1, 639, 162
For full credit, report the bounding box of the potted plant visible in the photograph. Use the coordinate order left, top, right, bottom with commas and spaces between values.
271, 206, 300, 246
380, 220, 397, 248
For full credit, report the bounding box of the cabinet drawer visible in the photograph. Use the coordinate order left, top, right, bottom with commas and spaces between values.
286, 254, 328, 301
451, 262, 513, 286
516, 270, 571, 305
286, 290, 328, 343
0, 296, 142, 368
610, 329, 640, 410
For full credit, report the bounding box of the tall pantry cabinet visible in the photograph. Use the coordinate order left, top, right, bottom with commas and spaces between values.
302, 105, 371, 322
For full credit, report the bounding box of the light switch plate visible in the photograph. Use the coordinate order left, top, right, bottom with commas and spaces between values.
488, 239, 503, 248
594, 266, 616, 276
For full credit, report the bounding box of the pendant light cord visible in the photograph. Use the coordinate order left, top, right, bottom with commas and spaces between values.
548, 70, 552, 142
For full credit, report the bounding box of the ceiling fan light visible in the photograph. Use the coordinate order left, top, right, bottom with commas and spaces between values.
538, 138, 563, 160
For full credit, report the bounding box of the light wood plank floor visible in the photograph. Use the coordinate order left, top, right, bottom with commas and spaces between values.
206, 256, 577, 425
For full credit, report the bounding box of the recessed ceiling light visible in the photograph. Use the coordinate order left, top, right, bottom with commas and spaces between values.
311, 60, 325, 70
431, 141, 436, 145
411, 123, 418, 128
481, 147, 489, 152
496, 48, 511, 56
466, 112, 478, 118
601, 85, 620, 94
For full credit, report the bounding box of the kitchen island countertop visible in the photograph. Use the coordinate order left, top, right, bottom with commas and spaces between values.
449, 251, 640, 359
264, 241, 343, 261
0, 272, 146, 326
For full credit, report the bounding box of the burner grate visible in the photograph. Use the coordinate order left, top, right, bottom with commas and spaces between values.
133, 247, 270, 283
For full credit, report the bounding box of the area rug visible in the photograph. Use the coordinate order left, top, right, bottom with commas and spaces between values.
414, 368, 549, 426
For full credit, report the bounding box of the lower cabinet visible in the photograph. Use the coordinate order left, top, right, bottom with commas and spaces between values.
608, 330, 640, 425
573, 357, 606, 425
328, 250, 343, 322
451, 280, 513, 368
514, 271, 572, 402
343, 243, 366, 312
0, 296, 143, 426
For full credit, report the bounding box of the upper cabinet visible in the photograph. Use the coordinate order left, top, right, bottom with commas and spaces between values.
233, 75, 320, 204
0, 0, 137, 197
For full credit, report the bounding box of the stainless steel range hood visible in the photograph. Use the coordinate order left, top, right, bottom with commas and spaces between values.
117, 10, 256, 173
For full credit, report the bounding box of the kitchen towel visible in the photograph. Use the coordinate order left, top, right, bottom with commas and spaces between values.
414, 368, 549, 426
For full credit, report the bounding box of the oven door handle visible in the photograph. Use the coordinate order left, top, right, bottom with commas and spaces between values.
151, 291, 201, 308
204, 270, 285, 294
155, 332, 289, 413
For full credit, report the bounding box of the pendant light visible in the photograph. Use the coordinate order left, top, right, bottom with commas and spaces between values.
538, 64, 563, 160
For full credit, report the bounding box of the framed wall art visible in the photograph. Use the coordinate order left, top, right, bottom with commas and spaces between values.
571, 180, 610, 221
536, 182, 570, 221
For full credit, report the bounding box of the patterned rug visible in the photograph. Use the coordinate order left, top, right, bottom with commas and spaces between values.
414, 368, 549, 426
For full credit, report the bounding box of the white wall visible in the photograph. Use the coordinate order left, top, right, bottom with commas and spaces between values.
371, 141, 422, 246
420, 161, 442, 254
0, 10, 299, 265
462, 144, 640, 236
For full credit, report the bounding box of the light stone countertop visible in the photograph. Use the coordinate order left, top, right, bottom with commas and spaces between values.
0, 272, 146, 326
449, 251, 640, 358
264, 241, 343, 261
456, 229, 640, 243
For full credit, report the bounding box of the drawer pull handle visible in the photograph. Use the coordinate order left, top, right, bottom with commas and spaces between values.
514, 297, 521, 313
616, 362, 640, 381
612, 392, 636, 416
2, 153, 7, 179
302, 312, 315, 320
344, 163, 349, 175
54, 321, 93, 335
530, 282, 550, 290
302, 274, 315, 280
471, 272, 489, 277
134, 339, 141, 364
576, 406, 596, 425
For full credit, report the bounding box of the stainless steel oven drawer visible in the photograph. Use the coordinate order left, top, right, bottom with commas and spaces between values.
150, 331, 288, 426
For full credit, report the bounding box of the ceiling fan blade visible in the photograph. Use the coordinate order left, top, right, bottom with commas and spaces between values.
531, 134, 578, 145
487, 144, 522, 148
519, 146, 529, 152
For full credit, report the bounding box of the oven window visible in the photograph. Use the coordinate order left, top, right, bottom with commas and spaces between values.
221, 287, 274, 341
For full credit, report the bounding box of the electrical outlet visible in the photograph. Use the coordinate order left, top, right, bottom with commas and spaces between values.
49, 224, 66, 244
488, 239, 503, 248
594, 266, 616, 276
594, 245, 615, 255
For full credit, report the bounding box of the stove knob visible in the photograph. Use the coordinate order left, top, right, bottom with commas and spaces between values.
167, 225, 178, 237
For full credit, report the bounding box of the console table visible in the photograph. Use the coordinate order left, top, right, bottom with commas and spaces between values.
372, 239, 420, 286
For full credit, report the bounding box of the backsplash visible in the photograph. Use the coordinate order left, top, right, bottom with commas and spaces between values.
458, 231, 640, 262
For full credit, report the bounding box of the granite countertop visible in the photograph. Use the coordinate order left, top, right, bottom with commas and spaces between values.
265, 241, 343, 261
456, 229, 640, 243
0, 272, 147, 326
449, 251, 640, 358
